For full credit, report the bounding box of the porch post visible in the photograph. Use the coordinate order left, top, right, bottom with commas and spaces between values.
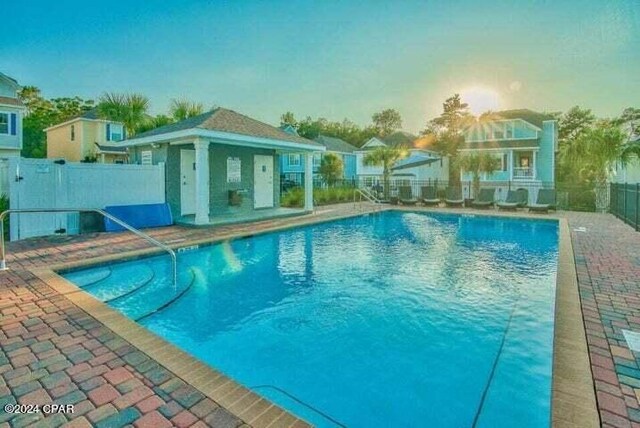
509, 150, 514, 180
194, 139, 210, 225
304, 152, 313, 211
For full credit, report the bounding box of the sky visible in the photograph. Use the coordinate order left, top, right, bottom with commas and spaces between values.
2, 0, 639, 133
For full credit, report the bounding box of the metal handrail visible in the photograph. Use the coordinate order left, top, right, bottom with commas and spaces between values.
0, 208, 177, 288
353, 188, 381, 211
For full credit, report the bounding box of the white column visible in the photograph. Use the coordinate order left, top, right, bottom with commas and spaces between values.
304, 152, 313, 211
194, 139, 210, 225
509, 150, 514, 180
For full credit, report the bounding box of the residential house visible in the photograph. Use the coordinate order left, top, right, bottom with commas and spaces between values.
122, 107, 323, 225
280, 133, 357, 185
355, 131, 449, 186
0, 72, 26, 158
46, 109, 128, 163
459, 109, 558, 201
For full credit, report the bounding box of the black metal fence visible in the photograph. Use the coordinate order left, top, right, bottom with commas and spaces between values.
610, 183, 640, 231
280, 175, 601, 212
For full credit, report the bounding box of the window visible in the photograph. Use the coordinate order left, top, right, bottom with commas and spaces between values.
109, 123, 124, 142
494, 130, 504, 139
506, 123, 514, 139
313, 154, 321, 167
70, 125, 75, 141
288, 154, 301, 166
0, 113, 8, 134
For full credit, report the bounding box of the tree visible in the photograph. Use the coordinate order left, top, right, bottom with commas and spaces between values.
558, 106, 596, 142
422, 94, 474, 183
363, 146, 408, 198
97, 93, 149, 136
318, 153, 343, 186
555, 106, 597, 182
455, 152, 501, 198
170, 99, 204, 122
136, 114, 174, 134
372, 109, 402, 137
562, 122, 640, 211
614, 107, 640, 139
280, 111, 297, 128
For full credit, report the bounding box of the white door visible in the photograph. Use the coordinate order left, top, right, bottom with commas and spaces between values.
254, 155, 274, 208
180, 150, 196, 215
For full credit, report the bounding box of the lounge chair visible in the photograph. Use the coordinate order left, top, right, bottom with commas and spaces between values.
420, 186, 441, 206
515, 188, 529, 208
529, 189, 557, 213
444, 187, 464, 207
471, 188, 496, 208
399, 186, 418, 205
497, 190, 520, 210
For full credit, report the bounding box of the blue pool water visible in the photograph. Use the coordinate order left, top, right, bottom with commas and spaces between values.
63, 211, 559, 427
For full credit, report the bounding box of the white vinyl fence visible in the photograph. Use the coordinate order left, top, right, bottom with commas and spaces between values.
8, 158, 165, 241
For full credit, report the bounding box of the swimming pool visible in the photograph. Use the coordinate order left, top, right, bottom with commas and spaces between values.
62, 211, 559, 427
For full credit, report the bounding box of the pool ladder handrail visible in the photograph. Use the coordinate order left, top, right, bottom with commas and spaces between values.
353, 187, 382, 211
0, 208, 177, 288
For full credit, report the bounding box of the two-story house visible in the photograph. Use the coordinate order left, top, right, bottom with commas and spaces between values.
355, 132, 448, 186
280, 133, 357, 185
459, 109, 557, 201
46, 109, 128, 163
0, 72, 26, 158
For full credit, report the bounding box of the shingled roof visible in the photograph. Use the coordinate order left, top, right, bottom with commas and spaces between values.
130, 108, 321, 147
314, 135, 357, 153
487, 109, 556, 129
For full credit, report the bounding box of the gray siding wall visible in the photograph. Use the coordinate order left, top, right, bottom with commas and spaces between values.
130, 142, 281, 219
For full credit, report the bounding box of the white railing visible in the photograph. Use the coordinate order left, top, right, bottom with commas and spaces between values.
513, 167, 534, 179
0, 208, 177, 288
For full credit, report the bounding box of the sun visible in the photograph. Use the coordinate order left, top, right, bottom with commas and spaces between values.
460, 86, 501, 116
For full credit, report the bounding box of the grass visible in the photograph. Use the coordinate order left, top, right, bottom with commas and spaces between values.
281, 187, 357, 208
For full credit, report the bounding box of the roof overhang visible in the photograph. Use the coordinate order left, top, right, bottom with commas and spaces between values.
44, 117, 117, 132
460, 139, 540, 150
94, 143, 128, 155
392, 157, 439, 170
122, 128, 325, 152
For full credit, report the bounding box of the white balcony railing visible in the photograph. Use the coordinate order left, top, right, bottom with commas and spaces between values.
513, 167, 534, 179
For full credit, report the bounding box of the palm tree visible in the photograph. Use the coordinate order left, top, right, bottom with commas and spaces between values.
363, 146, 408, 198
318, 153, 344, 186
563, 123, 640, 211
170, 99, 204, 122
456, 152, 501, 198
97, 93, 150, 137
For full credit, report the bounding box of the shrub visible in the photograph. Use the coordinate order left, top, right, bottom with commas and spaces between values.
0, 195, 8, 240
280, 186, 357, 208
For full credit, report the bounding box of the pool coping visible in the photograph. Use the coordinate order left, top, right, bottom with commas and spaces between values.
28, 206, 598, 427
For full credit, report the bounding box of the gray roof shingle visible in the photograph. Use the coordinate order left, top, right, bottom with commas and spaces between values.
314, 135, 357, 153
130, 108, 321, 147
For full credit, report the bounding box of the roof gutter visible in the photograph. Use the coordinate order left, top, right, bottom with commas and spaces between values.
121, 128, 325, 152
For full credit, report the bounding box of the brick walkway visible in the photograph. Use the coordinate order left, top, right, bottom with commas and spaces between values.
567, 212, 640, 428
0, 204, 373, 427
2, 205, 639, 427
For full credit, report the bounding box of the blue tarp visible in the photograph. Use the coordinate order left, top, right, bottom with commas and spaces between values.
103, 203, 173, 232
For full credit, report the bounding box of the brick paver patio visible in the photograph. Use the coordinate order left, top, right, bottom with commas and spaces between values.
567, 212, 640, 428
1, 204, 639, 427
